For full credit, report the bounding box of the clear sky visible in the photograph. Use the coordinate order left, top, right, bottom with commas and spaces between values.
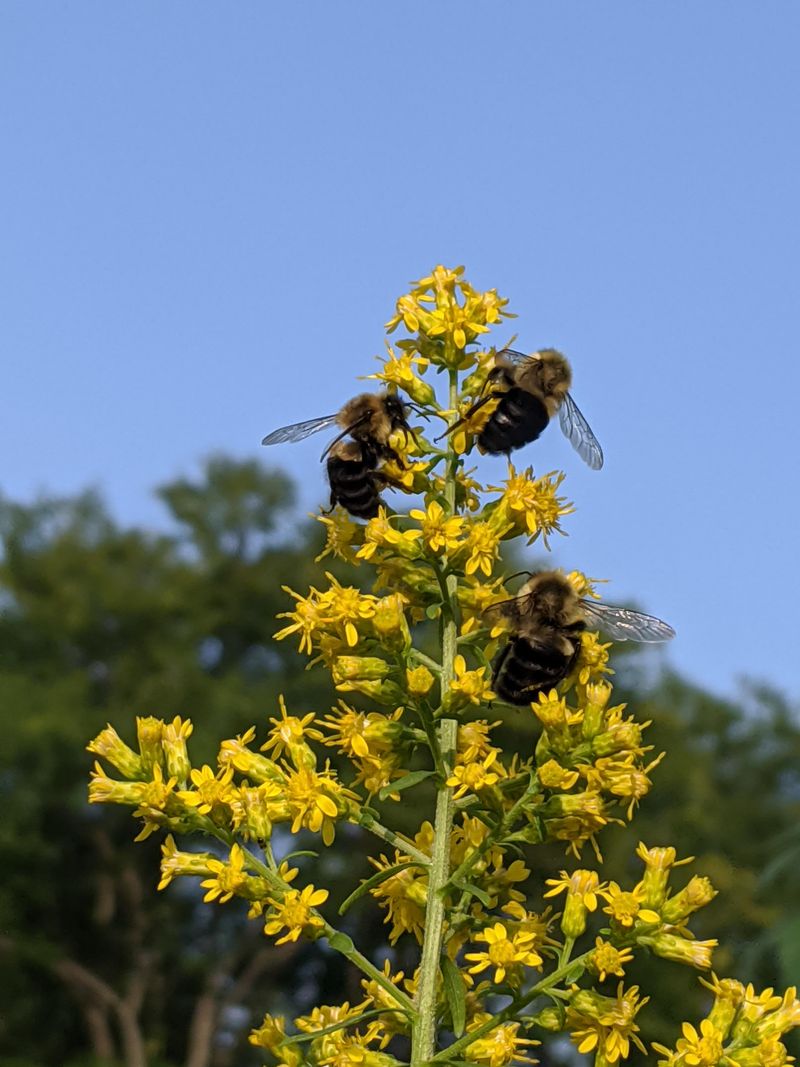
2, 3, 799, 700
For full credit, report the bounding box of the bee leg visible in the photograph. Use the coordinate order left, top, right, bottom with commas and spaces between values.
433, 392, 500, 443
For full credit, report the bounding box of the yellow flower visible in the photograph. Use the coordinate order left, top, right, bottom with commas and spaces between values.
658, 1018, 724, 1066
87, 723, 144, 780
445, 654, 495, 711
284, 763, 351, 845
457, 720, 501, 763
161, 715, 193, 786
177, 763, 235, 818
589, 938, 635, 982
200, 844, 257, 904
486, 465, 574, 546
230, 781, 285, 841
368, 346, 435, 406
264, 884, 328, 945
158, 834, 216, 891
217, 727, 284, 784
274, 586, 329, 654
406, 664, 435, 697
249, 1013, 303, 1066
567, 984, 649, 1064
636, 842, 693, 908
537, 758, 580, 791
368, 854, 428, 944
321, 573, 378, 647
315, 508, 363, 563
575, 631, 613, 686
447, 750, 502, 799
456, 520, 505, 576
661, 875, 718, 924
409, 499, 465, 554
356, 509, 422, 562
465, 923, 543, 986
544, 869, 604, 938
639, 931, 717, 970
601, 881, 660, 929
465, 1013, 539, 1067
261, 695, 323, 765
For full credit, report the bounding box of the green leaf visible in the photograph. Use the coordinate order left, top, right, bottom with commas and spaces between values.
378, 769, 435, 801
338, 862, 420, 916
327, 931, 356, 954
280, 849, 319, 861
425, 603, 441, 620
451, 878, 492, 907
441, 955, 467, 1037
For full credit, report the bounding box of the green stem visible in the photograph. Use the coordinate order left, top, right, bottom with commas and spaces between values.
411, 366, 462, 1066
357, 814, 432, 867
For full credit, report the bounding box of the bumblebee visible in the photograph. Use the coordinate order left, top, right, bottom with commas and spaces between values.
261, 392, 414, 519
441, 348, 604, 469
487, 570, 674, 706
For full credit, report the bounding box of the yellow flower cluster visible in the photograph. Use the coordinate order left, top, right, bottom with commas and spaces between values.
86, 265, 800, 1067
653, 975, 800, 1066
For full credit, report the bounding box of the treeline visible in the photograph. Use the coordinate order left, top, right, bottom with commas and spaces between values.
0, 457, 797, 1066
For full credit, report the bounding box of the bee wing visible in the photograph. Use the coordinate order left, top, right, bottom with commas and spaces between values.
482, 593, 531, 627
558, 393, 604, 470
495, 347, 530, 366
261, 414, 339, 446
580, 600, 675, 642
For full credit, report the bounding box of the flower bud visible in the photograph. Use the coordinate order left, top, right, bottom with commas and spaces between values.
636, 843, 685, 909
703, 976, 746, 1039
661, 876, 717, 924
136, 716, 166, 775
638, 931, 717, 969
525, 1005, 564, 1032
372, 593, 411, 652
231, 784, 275, 842
406, 665, 435, 697
218, 732, 284, 785
162, 716, 193, 787
87, 724, 144, 780
331, 656, 391, 683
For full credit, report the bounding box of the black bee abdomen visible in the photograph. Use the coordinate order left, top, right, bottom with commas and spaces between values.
492, 633, 580, 706
327, 454, 383, 519
480, 388, 550, 455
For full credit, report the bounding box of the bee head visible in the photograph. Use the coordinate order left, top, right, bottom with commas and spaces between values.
524, 570, 580, 625
534, 349, 572, 399
384, 393, 410, 431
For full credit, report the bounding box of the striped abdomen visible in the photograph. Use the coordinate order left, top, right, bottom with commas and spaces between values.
479, 387, 550, 455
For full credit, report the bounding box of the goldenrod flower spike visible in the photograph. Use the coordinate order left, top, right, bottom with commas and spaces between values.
86, 265, 800, 1067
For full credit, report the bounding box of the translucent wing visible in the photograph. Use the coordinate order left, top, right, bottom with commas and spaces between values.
261, 414, 339, 446
580, 600, 675, 642
558, 393, 604, 470
495, 347, 530, 366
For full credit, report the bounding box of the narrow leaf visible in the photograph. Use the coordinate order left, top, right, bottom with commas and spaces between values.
379, 770, 435, 801
451, 878, 492, 907
339, 862, 419, 916
441, 955, 467, 1037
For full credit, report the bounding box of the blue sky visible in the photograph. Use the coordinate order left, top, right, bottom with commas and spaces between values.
2, 3, 799, 699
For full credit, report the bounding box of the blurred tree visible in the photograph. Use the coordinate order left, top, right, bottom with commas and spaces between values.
0, 464, 797, 1066
0, 460, 338, 1067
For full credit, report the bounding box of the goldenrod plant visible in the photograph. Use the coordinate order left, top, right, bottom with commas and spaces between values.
88, 266, 799, 1066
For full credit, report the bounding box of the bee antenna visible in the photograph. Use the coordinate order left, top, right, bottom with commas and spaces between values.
504, 570, 533, 585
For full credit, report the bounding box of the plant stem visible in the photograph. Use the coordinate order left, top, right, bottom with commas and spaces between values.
411, 366, 461, 1065
357, 815, 432, 867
